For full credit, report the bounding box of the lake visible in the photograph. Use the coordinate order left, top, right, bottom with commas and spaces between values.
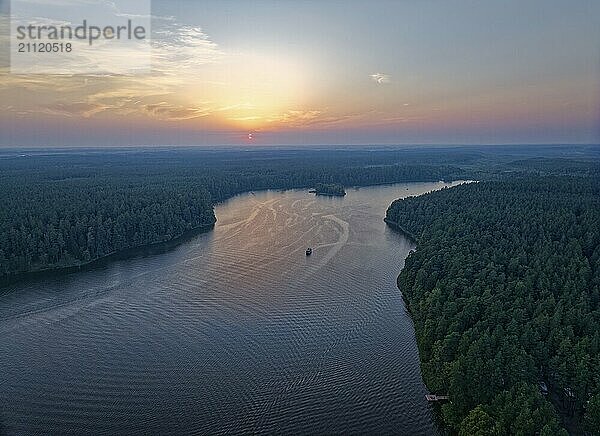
0, 182, 463, 435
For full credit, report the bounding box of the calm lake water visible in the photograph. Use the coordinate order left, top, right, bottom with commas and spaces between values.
0, 182, 463, 435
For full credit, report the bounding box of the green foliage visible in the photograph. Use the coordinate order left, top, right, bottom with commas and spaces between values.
386, 176, 600, 433
459, 405, 497, 436
585, 394, 600, 434
489, 384, 567, 435
0, 150, 464, 277
0, 177, 216, 276
313, 183, 346, 196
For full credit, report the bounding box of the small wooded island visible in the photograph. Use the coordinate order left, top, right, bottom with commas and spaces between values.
309, 183, 347, 197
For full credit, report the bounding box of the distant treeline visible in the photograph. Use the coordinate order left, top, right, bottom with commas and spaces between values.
0, 149, 465, 277
386, 176, 600, 434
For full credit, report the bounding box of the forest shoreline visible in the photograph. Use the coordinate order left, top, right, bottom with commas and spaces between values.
383, 218, 417, 242
0, 222, 215, 287
389, 225, 586, 435
384, 176, 600, 435
0, 180, 458, 286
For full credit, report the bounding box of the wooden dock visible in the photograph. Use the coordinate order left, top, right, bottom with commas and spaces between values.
425, 394, 449, 402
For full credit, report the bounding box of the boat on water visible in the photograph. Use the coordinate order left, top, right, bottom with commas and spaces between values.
305, 248, 312, 256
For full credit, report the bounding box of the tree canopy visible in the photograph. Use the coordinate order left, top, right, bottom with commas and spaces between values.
387, 176, 600, 434
0, 149, 464, 277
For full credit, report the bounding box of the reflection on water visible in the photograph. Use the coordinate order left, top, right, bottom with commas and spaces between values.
0, 182, 462, 435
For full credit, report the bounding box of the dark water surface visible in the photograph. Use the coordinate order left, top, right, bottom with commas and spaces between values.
0, 182, 462, 435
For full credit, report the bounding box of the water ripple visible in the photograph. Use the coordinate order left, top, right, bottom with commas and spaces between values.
0, 182, 464, 435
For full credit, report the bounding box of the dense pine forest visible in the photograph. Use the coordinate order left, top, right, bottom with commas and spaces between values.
386, 176, 600, 434
2, 146, 600, 433
0, 148, 466, 278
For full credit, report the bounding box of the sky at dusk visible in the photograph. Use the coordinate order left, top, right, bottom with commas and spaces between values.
0, 0, 599, 147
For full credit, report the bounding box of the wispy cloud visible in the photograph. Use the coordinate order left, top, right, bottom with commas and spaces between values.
267, 110, 324, 127
263, 109, 372, 129
144, 102, 211, 120
0, 13, 222, 121
41, 101, 108, 118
